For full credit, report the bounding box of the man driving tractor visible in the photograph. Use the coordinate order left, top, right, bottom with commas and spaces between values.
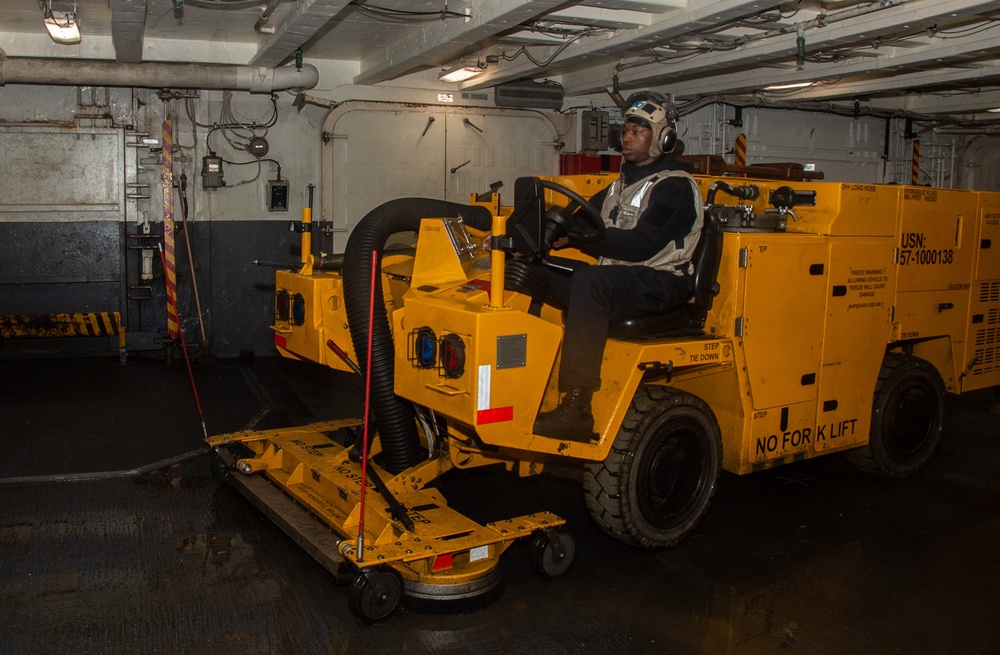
533, 92, 705, 442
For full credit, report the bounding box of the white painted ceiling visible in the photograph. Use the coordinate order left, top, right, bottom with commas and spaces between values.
3, 0, 1000, 121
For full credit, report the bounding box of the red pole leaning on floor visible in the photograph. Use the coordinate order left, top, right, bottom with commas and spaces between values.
158, 243, 208, 438
356, 249, 378, 562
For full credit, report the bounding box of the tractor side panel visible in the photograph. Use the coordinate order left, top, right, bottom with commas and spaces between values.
893, 187, 981, 391
975, 196, 1000, 281
815, 238, 896, 452
394, 293, 562, 448
895, 187, 979, 293
272, 269, 355, 373
963, 195, 1000, 390
740, 236, 829, 409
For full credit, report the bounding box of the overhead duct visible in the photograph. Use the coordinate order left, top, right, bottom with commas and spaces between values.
494, 80, 564, 110
0, 58, 319, 93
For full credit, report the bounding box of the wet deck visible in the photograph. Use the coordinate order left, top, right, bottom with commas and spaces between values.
1, 355, 998, 654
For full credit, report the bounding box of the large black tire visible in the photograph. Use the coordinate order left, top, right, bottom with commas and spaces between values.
584, 386, 722, 549
846, 353, 945, 478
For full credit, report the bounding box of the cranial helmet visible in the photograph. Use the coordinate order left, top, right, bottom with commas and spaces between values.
622, 91, 677, 158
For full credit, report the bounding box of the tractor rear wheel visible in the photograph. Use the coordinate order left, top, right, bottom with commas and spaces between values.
584, 386, 722, 549
846, 353, 945, 478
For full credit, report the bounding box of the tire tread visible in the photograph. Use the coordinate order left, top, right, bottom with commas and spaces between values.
583, 385, 721, 549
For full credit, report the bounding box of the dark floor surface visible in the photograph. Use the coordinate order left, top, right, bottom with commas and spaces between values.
1, 354, 998, 655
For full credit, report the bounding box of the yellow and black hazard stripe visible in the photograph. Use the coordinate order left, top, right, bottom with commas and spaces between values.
0, 312, 126, 349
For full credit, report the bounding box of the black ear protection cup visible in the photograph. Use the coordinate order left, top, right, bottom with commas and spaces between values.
656, 120, 676, 155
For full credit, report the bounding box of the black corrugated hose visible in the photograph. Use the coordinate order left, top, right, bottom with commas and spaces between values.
342, 198, 492, 474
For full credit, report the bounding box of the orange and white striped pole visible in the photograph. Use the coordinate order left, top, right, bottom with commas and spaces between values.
734, 133, 747, 167
161, 119, 180, 340
911, 139, 920, 186
734, 132, 747, 177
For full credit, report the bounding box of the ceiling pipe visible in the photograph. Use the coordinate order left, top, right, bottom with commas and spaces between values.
617, 0, 907, 76
932, 127, 1000, 135
680, 93, 1000, 130
0, 58, 319, 93
255, 0, 296, 33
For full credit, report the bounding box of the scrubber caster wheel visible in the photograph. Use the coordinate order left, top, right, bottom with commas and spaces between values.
210, 453, 229, 484
530, 529, 575, 579
349, 567, 404, 623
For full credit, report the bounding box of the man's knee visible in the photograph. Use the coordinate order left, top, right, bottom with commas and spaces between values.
570, 266, 631, 306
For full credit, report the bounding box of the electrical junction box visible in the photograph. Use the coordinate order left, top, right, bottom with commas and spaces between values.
202, 155, 225, 188
578, 110, 610, 152
267, 180, 289, 212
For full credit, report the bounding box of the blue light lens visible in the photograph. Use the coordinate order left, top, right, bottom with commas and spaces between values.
415, 327, 436, 368
291, 293, 306, 325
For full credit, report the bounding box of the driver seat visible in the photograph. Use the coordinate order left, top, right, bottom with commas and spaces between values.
607, 207, 724, 340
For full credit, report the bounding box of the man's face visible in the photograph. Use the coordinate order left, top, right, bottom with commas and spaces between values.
621, 121, 655, 166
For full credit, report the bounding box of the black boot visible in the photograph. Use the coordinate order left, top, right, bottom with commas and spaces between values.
533, 386, 596, 442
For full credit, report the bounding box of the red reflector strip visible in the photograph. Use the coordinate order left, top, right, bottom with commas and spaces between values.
274, 334, 287, 348
433, 553, 453, 571
476, 406, 513, 425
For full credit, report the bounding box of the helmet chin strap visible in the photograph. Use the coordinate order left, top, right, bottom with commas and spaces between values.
647, 135, 662, 160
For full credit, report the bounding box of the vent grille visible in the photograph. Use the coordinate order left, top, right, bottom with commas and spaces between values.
980, 281, 1000, 303
970, 282, 999, 379
975, 327, 1000, 347
971, 346, 998, 375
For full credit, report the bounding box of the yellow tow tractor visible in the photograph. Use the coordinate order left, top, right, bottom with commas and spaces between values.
208, 167, 1000, 622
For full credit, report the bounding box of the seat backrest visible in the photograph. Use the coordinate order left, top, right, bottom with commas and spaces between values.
688, 205, 724, 318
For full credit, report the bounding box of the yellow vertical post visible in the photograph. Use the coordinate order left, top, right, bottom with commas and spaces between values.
299, 184, 315, 275
489, 212, 505, 309
301, 187, 313, 264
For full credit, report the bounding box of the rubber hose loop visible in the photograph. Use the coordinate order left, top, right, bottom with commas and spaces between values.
342, 198, 492, 473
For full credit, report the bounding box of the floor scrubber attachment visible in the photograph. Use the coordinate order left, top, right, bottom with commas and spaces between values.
208, 421, 573, 622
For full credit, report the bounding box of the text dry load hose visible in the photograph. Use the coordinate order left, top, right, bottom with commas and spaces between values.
342, 198, 492, 474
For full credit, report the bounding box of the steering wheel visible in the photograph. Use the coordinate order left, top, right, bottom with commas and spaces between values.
535, 179, 606, 245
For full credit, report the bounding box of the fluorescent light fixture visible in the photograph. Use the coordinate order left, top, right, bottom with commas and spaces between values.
987, 108, 1000, 113
438, 64, 483, 83
44, 9, 81, 44
763, 81, 813, 91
